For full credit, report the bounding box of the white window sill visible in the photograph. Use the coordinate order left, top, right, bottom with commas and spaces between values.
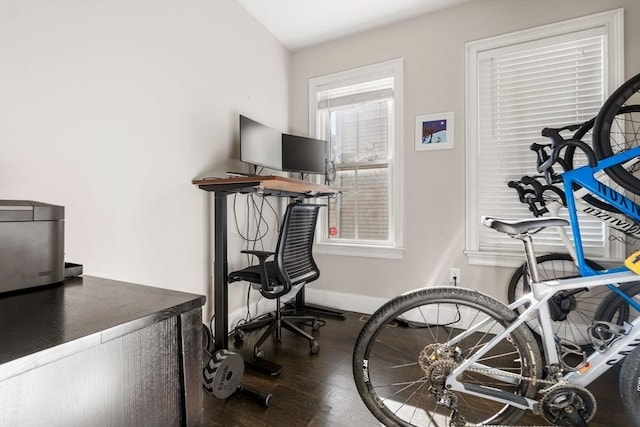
465, 250, 527, 268
466, 250, 623, 269
314, 242, 404, 259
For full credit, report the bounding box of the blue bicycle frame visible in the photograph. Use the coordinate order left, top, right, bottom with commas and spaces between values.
561, 145, 640, 312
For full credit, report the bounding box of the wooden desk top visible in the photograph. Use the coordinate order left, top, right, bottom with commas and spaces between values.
0, 276, 205, 379
192, 175, 338, 197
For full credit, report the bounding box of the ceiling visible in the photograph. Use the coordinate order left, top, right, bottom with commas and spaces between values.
237, 0, 471, 51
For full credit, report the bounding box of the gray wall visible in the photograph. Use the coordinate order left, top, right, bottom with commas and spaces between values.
290, 0, 640, 310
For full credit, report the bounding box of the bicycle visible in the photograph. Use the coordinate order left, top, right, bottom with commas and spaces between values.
353, 217, 640, 426
352, 73, 640, 426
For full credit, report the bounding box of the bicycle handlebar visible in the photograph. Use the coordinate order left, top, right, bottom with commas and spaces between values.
540, 124, 581, 144
508, 175, 569, 218
507, 180, 534, 203
508, 178, 547, 217
532, 125, 598, 184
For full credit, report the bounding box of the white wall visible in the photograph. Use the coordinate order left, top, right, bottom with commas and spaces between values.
290, 0, 640, 311
4, 0, 639, 322
0, 0, 289, 318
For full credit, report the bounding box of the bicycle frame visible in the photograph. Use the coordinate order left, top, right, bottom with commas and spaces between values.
443, 269, 640, 411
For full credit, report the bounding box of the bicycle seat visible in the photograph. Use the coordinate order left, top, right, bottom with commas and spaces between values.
482, 216, 569, 235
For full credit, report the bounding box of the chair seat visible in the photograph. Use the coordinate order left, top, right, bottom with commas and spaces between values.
229, 262, 287, 296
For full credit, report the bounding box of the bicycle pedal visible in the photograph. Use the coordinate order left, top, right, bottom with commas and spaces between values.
624, 250, 640, 274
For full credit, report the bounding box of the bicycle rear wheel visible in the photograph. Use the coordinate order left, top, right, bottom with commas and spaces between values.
508, 253, 608, 350
593, 73, 640, 192
353, 286, 542, 426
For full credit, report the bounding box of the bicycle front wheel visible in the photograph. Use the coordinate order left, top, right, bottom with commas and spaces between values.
593, 73, 640, 192
353, 286, 542, 427
619, 343, 640, 426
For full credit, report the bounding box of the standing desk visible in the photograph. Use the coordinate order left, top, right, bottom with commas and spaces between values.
192, 175, 339, 355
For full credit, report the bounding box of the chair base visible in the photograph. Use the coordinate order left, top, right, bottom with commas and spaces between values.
233, 299, 322, 360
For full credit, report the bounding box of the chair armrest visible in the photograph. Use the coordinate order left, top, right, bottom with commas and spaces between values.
240, 250, 274, 261
239, 250, 274, 292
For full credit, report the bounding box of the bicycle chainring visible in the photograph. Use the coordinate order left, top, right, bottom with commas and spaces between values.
538, 383, 596, 426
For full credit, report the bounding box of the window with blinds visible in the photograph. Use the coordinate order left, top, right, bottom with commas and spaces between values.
309, 59, 404, 258
465, 9, 624, 266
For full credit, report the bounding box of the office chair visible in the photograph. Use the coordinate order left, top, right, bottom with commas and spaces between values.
229, 202, 323, 359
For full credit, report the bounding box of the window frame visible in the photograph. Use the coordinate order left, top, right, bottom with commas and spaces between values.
308, 58, 404, 259
465, 9, 624, 267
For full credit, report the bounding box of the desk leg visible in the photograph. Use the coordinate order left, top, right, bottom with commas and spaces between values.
214, 192, 229, 351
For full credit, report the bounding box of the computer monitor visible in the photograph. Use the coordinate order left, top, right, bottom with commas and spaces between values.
282, 133, 328, 176
239, 115, 282, 171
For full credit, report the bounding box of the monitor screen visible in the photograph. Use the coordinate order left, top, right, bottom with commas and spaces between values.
240, 115, 282, 171
282, 133, 328, 175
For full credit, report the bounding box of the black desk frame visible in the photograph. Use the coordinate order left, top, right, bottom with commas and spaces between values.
195, 176, 342, 357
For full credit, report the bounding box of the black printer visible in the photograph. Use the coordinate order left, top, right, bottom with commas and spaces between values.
0, 200, 65, 294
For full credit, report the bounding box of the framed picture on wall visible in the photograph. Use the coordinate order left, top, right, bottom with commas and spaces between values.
415, 112, 454, 151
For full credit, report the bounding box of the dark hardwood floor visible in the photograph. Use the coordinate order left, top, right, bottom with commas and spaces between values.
203, 310, 634, 426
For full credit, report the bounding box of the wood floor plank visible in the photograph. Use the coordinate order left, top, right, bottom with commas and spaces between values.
203, 311, 633, 426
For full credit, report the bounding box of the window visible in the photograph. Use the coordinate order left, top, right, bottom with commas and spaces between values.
465, 9, 624, 266
309, 58, 404, 258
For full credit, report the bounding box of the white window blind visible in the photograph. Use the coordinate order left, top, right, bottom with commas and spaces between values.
466, 9, 624, 266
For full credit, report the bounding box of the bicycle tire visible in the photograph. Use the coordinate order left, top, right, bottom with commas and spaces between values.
564, 106, 640, 169
508, 253, 609, 351
593, 72, 640, 192
592, 281, 640, 325
353, 286, 542, 426
563, 116, 595, 170
619, 343, 640, 426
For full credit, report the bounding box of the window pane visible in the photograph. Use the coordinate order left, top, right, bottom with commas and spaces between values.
331, 108, 357, 163
327, 167, 389, 241
356, 167, 389, 240
358, 102, 389, 162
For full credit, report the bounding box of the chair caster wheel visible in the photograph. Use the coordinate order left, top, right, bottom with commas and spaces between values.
234, 329, 244, 343
310, 341, 320, 354
254, 348, 265, 359
312, 320, 321, 331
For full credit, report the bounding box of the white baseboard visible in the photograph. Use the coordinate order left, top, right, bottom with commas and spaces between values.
303, 287, 389, 315
225, 287, 389, 335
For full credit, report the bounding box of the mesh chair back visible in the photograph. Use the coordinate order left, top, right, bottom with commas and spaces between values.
275, 203, 321, 287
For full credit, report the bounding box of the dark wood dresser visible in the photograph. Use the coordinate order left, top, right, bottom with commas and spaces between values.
0, 275, 205, 426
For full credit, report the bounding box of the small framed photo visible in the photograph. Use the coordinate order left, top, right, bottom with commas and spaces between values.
415, 112, 454, 151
